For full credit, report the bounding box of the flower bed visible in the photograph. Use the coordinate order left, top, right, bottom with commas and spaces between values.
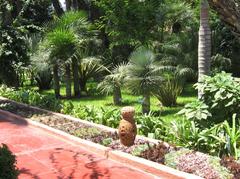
0, 98, 239, 178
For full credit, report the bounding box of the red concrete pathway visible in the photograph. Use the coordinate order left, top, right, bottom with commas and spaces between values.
0, 114, 158, 179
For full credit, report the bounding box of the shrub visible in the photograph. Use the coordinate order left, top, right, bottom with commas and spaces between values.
177, 100, 212, 121
0, 144, 19, 179
196, 72, 240, 121
136, 113, 164, 139
154, 78, 183, 107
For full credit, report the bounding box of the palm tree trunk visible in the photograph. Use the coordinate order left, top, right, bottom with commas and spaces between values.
142, 93, 150, 114
53, 64, 61, 98
198, 0, 211, 98
79, 79, 87, 92
65, 64, 72, 98
66, 0, 72, 11
72, 58, 80, 97
51, 0, 64, 17
113, 86, 122, 105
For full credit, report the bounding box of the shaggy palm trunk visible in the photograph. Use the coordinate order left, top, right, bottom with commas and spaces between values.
79, 79, 87, 92
53, 64, 60, 98
198, 0, 211, 98
72, 58, 80, 97
142, 92, 150, 114
51, 0, 64, 16
113, 86, 122, 105
65, 64, 72, 98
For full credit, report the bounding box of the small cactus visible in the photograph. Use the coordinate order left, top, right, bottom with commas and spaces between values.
118, 106, 137, 146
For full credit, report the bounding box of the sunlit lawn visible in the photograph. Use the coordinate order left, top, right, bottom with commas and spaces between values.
38, 82, 197, 122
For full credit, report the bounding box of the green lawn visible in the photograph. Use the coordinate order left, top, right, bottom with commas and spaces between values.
39, 82, 197, 121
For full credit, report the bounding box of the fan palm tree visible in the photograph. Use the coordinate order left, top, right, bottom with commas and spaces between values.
198, 0, 211, 97
98, 63, 127, 105
44, 11, 91, 98
125, 47, 165, 114
47, 28, 76, 98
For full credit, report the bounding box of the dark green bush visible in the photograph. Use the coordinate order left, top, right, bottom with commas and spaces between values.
0, 144, 19, 179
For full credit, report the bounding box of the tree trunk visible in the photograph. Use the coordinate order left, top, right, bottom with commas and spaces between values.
53, 64, 61, 98
72, 0, 79, 10
208, 0, 240, 37
77, 0, 88, 11
66, 0, 72, 11
51, 0, 64, 16
65, 64, 72, 98
142, 93, 150, 114
113, 86, 122, 105
72, 58, 80, 97
198, 0, 211, 98
79, 79, 87, 92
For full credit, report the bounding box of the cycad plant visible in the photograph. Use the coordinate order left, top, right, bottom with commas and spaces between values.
125, 47, 164, 114
98, 63, 127, 105
154, 66, 194, 107
76, 55, 104, 92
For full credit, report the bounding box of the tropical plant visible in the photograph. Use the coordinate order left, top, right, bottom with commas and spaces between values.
211, 54, 231, 74
197, 72, 240, 121
43, 11, 91, 98
178, 100, 211, 121
0, 144, 19, 179
136, 113, 163, 139
125, 47, 165, 114
97, 63, 127, 105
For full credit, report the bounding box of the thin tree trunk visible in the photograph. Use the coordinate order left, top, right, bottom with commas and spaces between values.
72, 58, 80, 97
72, 0, 78, 10
66, 0, 72, 11
198, 0, 211, 98
51, 0, 64, 16
65, 64, 72, 98
142, 93, 150, 114
77, 0, 88, 11
53, 64, 61, 98
79, 79, 87, 92
113, 86, 122, 105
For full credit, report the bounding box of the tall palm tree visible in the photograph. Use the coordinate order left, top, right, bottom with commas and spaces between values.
198, 0, 211, 98
126, 47, 164, 114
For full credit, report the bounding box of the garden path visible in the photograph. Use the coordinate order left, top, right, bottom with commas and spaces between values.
0, 113, 158, 179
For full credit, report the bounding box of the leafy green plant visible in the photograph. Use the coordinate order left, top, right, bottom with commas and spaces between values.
178, 100, 212, 121
196, 72, 240, 121
0, 85, 62, 112
71, 105, 120, 128
62, 101, 74, 114
0, 144, 19, 179
136, 113, 164, 139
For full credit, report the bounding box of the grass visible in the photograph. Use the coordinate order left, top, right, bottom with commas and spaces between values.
38, 82, 197, 121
